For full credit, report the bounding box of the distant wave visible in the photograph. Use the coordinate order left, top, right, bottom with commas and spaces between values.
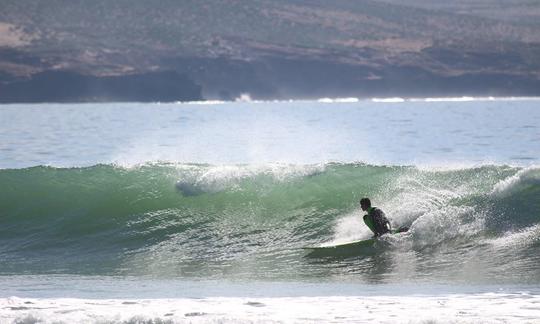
174, 96, 540, 105
317, 97, 360, 103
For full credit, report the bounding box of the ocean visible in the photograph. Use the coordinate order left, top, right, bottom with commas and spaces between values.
0, 98, 539, 323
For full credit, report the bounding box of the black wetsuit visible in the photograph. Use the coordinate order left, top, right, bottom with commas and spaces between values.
363, 207, 391, 237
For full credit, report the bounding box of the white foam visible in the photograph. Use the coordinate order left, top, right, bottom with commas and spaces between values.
491, 166, 540, 197
172, 162, 328, 195
371, 97, 405, 103
182, 100, 227, 105
487, 225, 540, 249
327, 211, 372, 245
411, 206, 484, 248
424, 96, 476, 102
412, 96, 540, 102
413, 162, 492, 172
235, 93, 253, 102
317, 97, 359, 103
194, 163, 326, 183
3, 293, 539, 323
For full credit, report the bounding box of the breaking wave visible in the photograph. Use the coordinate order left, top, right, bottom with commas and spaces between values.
1, 162, 539, 281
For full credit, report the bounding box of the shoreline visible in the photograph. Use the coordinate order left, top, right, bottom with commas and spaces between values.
2, 95, 540, 106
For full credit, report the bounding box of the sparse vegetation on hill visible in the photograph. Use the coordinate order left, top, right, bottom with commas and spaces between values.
0, 0, 539, 101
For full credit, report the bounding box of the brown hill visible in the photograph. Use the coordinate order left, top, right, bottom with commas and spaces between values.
0, 0, 539, 101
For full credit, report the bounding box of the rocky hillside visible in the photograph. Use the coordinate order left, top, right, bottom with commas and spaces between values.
0, 0, 539, 101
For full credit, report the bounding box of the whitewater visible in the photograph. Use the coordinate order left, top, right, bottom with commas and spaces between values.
0, 99, 539, 323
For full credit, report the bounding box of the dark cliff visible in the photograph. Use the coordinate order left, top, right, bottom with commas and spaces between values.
0, 71, 202, 103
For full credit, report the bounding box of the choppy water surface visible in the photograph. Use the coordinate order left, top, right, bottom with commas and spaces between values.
1, 98, 539, 323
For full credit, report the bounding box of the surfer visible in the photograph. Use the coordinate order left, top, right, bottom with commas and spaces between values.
360, 198, 391, 237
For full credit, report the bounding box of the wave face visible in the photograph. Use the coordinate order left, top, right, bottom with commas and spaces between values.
1, 163, 539, 283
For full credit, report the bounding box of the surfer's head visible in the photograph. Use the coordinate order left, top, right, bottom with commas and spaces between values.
360, 198, 371, 211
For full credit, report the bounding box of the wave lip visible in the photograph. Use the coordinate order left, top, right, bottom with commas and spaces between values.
491, 166, 540, 197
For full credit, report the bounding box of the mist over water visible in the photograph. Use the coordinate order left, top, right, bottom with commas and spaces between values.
0, 99, 539, 168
